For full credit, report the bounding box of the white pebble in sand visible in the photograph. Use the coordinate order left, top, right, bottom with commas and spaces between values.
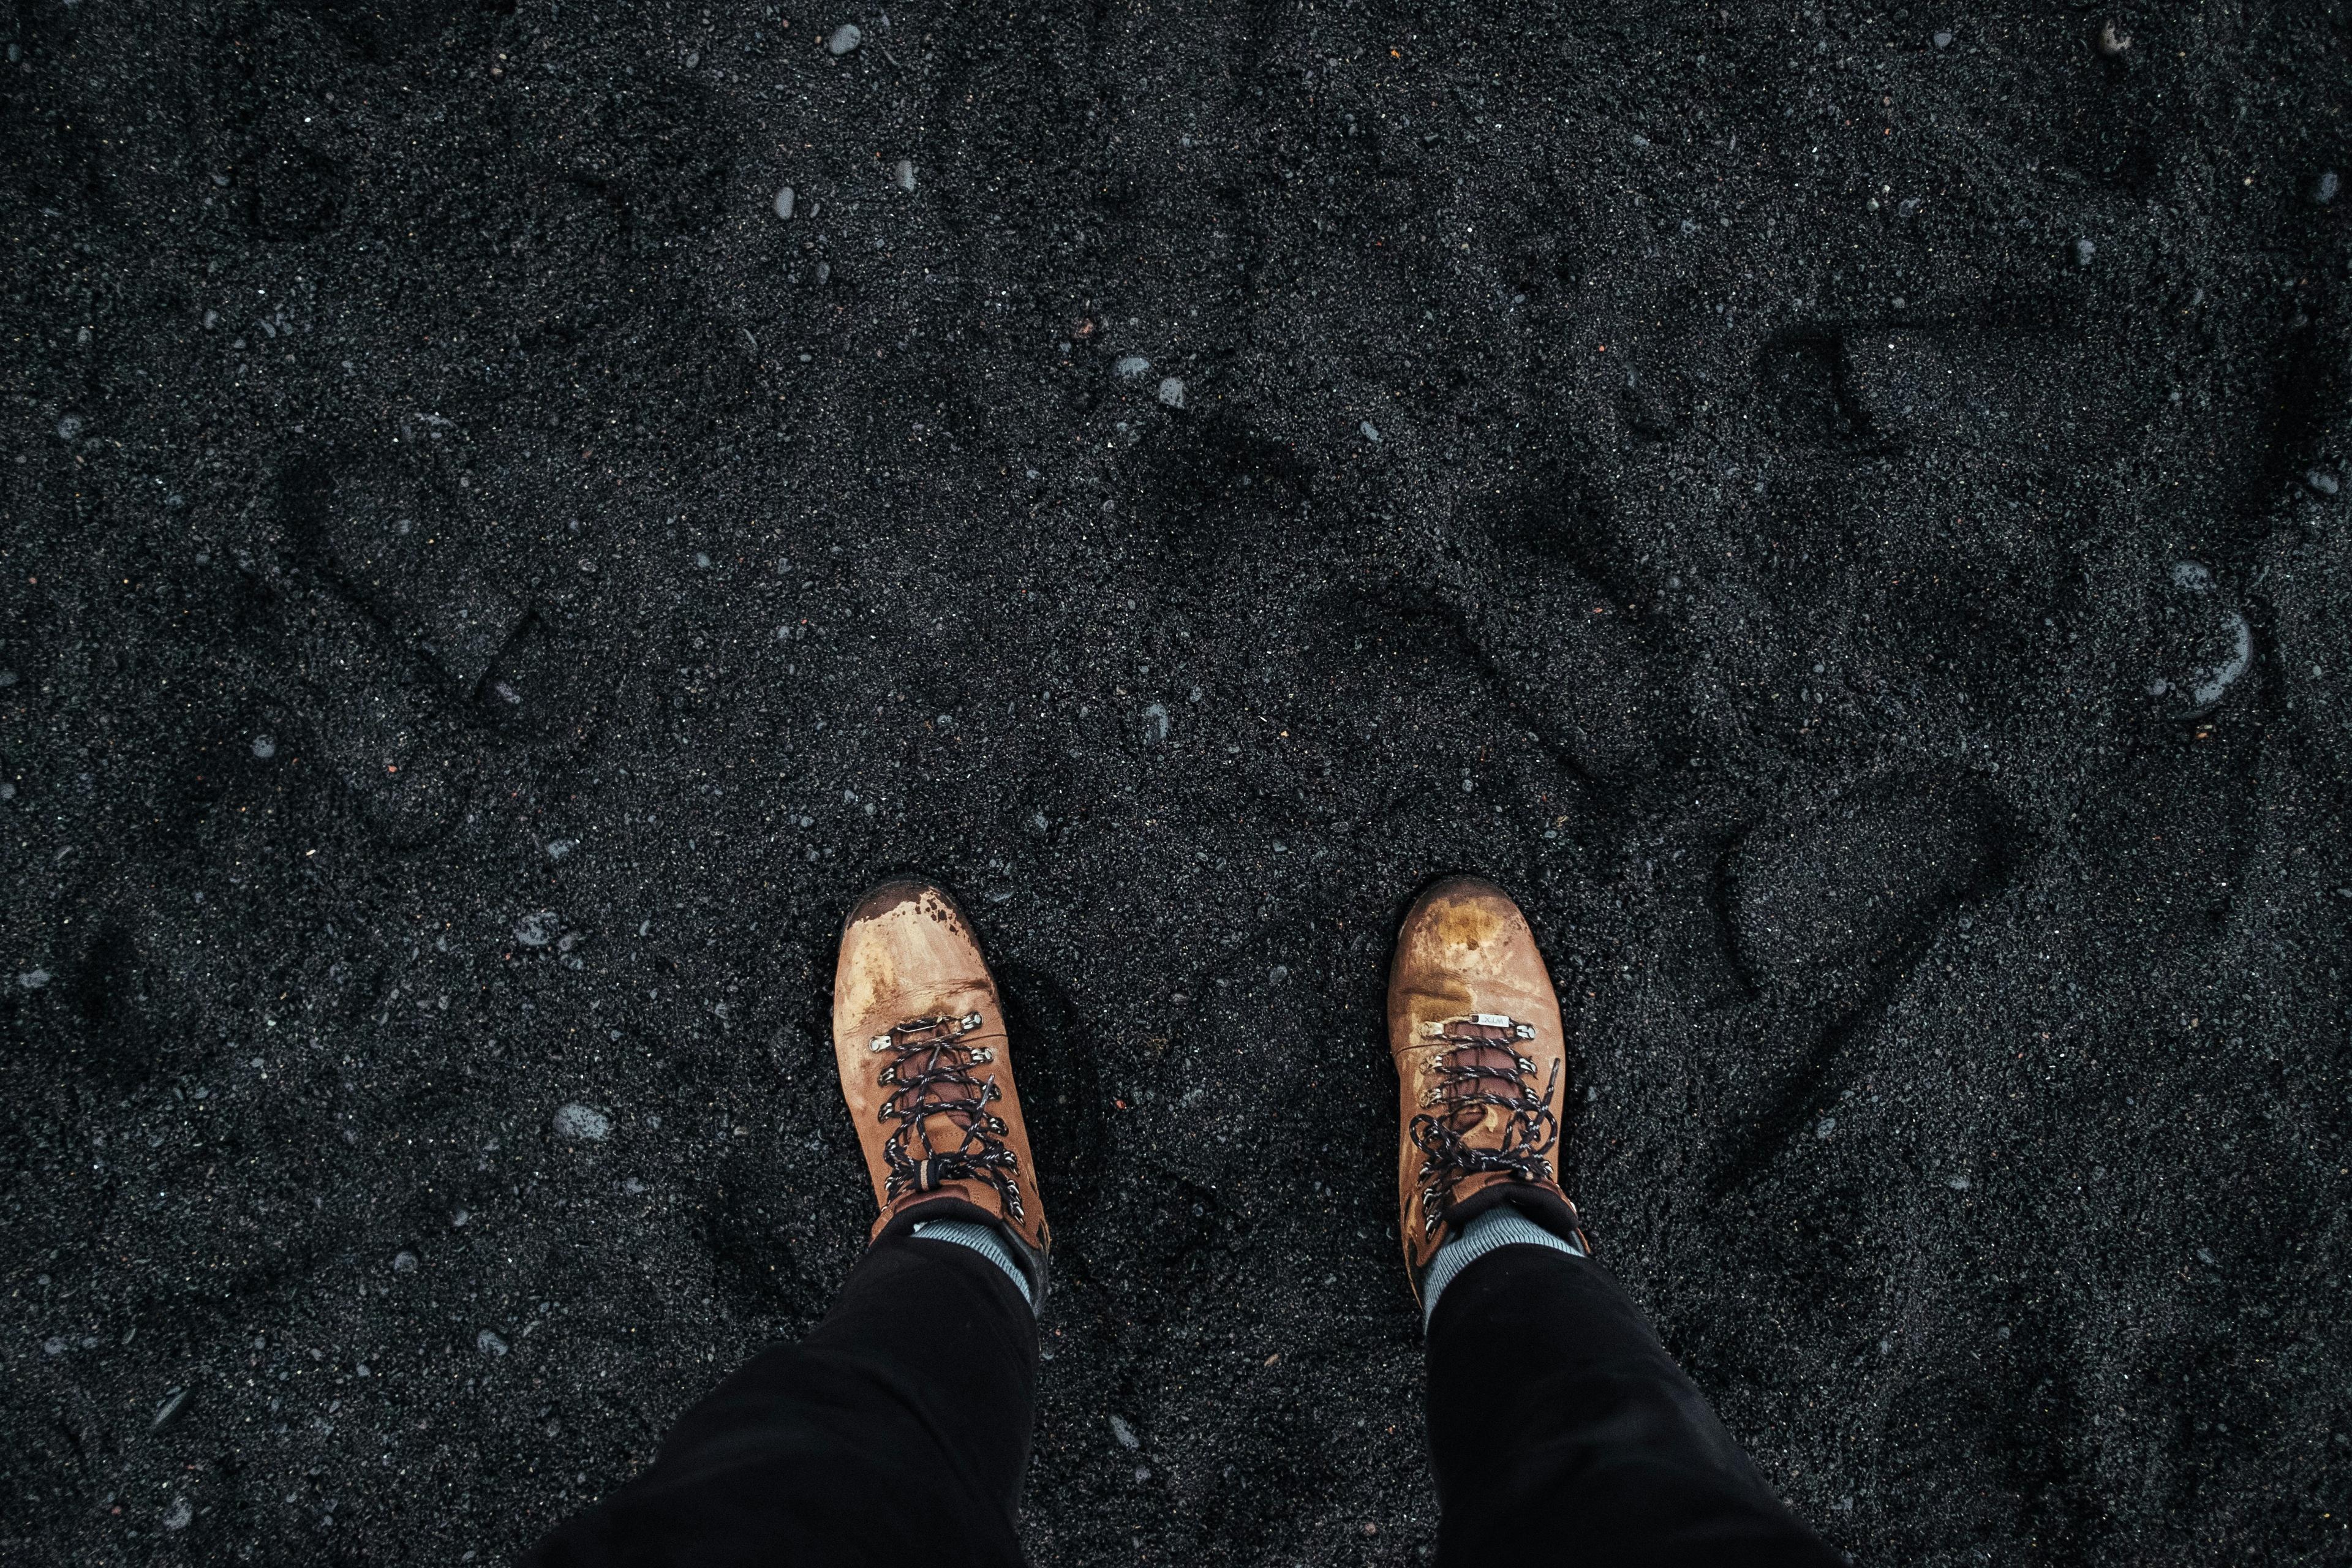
1157, 377, 1185, 409
774, 186, 796, 221
553, 1102, 612, 1142
1114, 355, 1152, 381
18, 968, 51, 989
251, 733, 277, 760
826, 22, 862, 53
2151, 561, 2253, 713
477, 1329, 509, 1357
2187, 613, 2252, 708
513, 911, 559, 947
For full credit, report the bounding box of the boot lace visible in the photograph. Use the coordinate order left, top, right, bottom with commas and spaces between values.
869, 1011, 1025, 1221
1408, 1013, 1559, 1237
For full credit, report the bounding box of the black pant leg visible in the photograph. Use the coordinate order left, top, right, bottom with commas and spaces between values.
1426, 1242, 1840, 1568
526, 1226, 1038, 1568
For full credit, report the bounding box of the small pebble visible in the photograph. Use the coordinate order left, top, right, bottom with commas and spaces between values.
1113, 355, 1151, 381
1932, 30, 1952, 48
1359, 420, 1382, 443
43, 1336, 67, 1355
2097, 19, 2131, 56
545, 838, 578, 861
2306, 469, 2341, 496
476, 1329, 509, 1357
2073, 237, 2096, 266
153, 1387, 189, 1430
774, 185, 796, 221
251, 733, 277, 760
1156, 376, 1186, 409
393, 1251, 420, 1273
1815, 1117, 1837, 1139
2317, 169, 2342, 205
1139, 702, 1170, 743
1268, 965, 1289, 984
19, 968, 51, 989
55, 413, 84, 441
513, 911, 559, 948
162, 1498, 192, 1532
826, 23, 862, 54
1108, 1414, 1140, 1450
894, 159, 916, 192
553, 1102, 613, 1142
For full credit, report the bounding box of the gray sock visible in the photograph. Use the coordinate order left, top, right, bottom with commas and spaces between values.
1422, 1205, 1586, 1327
911, 1218, 1035, 1310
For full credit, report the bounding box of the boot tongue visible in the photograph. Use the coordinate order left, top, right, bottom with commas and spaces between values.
1425, 1015, 1533, 1133
1439, 1042, 1523, 1139
900, 1040, 985, 1132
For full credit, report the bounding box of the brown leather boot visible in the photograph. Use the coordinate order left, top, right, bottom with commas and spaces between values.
832, 877, 1050, 1290
1389, 874, 1591, 1306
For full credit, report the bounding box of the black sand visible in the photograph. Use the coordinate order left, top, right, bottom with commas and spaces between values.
4, 2, 2350, 1562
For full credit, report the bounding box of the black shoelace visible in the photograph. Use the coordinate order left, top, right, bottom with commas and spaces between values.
870, 1012, 1026, 1221
1408, 1014, 1559, 1237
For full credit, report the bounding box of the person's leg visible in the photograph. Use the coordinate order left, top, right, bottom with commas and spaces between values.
1422, 1213, 1838, 1566
527, 1212, 1036, 1568
1387, 877, 1836, 1566
530, 877, 1056, 1568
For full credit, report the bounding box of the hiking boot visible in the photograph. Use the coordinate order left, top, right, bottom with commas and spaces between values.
1389, 874, 1591, 1305
833, 877, 1050, 1284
